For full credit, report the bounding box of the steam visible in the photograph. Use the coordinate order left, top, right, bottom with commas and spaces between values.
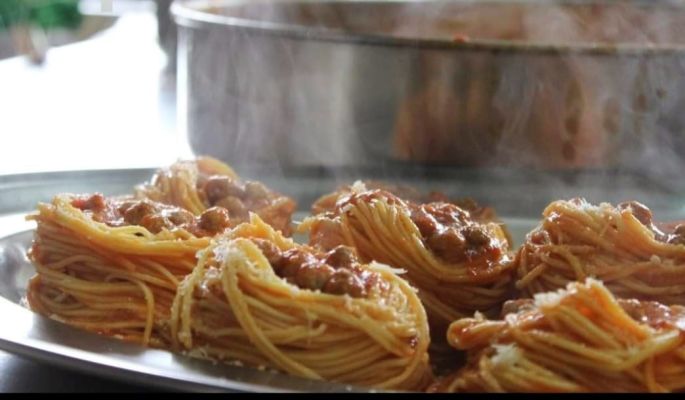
176, 0, 685, 220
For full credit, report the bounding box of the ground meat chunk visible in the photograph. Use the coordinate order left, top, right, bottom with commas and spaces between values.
323, 269, 367, 298
462, 226, 491, 246
277, 249, 318, 279
215, 196, 248, 219
426, 203, 470, 226
122, 201, 157, 226
139, 213, 173, 233
75, 193, 107, 212
244, 181, 269, 200
295, 263, 336, 291
411, 207, 438, 237
71, 194, 114, 223
165, 208, 195, 225
426, 229, 466, 263
204, 176, 245, 204
251, 238, 283, 265
324, 246, 358, 269
199, 207, 232, 234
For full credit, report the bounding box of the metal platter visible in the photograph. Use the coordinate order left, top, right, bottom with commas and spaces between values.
0, 168, 681, 392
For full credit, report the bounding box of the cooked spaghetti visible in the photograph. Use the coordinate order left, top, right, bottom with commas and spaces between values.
298, 182, 514, 334
136, 156, 297, 235
26, 193, 220, 347
515, 198, 685, 304
311, 180, 503, 227
431, 278, 685, 393
170, 214, 433, 390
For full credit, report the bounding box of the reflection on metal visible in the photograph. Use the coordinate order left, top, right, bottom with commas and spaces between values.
0, 205, 365, 392
173, 0, 685, 185
0, 168, 682, 391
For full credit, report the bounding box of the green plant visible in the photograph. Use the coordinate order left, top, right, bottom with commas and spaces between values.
0, 0, 82, 31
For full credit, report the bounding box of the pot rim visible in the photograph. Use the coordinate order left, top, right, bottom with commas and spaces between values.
171, 0, 685, 56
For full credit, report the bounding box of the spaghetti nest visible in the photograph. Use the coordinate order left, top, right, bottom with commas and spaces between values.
170, 214, 433, 391
431, 278, 685, 393
26, 194, 213, 347
311, 180, 504, 227
515, 198, 685, 304
298, 182, 514, 332
136, 156, 296, 235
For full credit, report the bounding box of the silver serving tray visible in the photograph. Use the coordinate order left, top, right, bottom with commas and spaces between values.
0, 168, 680, 392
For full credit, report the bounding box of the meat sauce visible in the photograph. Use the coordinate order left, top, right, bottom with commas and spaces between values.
312, 181, 494, 222
619, 299, 685, 331
333, 189, 505, 266
198, 175, 279, 221
618, 201, 685, 245
503, 298, 685, 331
409, 203, 502, 264
251, 239, 387, 298
72, 193, 231, 237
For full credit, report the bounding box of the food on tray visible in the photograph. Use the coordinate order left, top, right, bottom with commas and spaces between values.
515, 198, 685, 305
170, 214, 433, 390
299, 181, 515, 335
430, 279, 685, 393
22, 157, 685, 392
26, 193, 213, 346
136, 156, 296, 236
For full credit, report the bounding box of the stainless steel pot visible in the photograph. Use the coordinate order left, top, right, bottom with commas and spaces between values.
172, 0, 685, 178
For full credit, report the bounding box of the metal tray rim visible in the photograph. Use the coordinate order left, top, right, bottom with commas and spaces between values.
172, 0, 685, 56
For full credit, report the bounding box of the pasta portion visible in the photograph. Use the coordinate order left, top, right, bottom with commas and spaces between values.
431, 278, 685, 393
298, 182, 514, 333
170, 214, 433, 390
515, 198, 685, 304
136, 156, 297, 235
311, 180, 503, 228
26, 193, 214, 347
27, 156, 685, 392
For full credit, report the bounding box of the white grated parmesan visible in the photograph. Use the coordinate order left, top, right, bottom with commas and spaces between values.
490, 344, 522, 367
533, 289, 565, 309
534, 277, 604, 309
350, 181, 368, 193
212, 242, 232, 262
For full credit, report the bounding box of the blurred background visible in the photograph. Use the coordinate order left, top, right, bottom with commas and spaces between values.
2, 0, 685, 215
0, 0, 184, 175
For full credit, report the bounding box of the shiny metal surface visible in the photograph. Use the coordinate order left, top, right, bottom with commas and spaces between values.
1, 168, 685, 391
0, 168, 541, 392
0, 349, 152, 392
173, 0, 685, 180
0, 171, 367, 393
